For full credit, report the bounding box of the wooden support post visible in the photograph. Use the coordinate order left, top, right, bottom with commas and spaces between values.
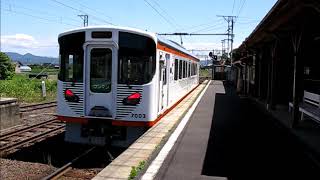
270, 41, 278, 109
291, 31, 302, 127
258, 53, 262, 98
266, 50, 272, 110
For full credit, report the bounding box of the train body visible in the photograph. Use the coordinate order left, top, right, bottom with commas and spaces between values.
57, 26, 199, 146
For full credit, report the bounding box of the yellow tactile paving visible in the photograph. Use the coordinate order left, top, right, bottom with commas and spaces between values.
92, 80, 209, 180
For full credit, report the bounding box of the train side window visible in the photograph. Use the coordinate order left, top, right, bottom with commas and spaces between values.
183, 61, 186, 78
196, 64, 198, 75
192, 63, 195, 76
179, 60, 182, 79
188, 62, 190, 76
163, 67, 167, 85
174, 59, 178, 80
191, 63, 194, 76
181, 60, 184, 78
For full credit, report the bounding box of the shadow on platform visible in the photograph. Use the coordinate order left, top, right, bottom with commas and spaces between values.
202, 83, 320, 180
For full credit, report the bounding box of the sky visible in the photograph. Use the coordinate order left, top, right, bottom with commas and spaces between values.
1, 0, 278, 57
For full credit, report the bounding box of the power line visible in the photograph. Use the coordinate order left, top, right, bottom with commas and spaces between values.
236, 0, 247, 22
66, 0, 112, 20
191, 21, 226, 33
158, 33, 231, 36
2, 1, 80, 24
232, 0, 236, 14
143, 0, 177, 30
50, 0, 113, 25
149, 0, 180, 28
176, 19, 223, 32
2, 8, 78, 27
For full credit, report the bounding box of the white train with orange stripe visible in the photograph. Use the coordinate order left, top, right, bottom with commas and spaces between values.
57, 26, 199, 146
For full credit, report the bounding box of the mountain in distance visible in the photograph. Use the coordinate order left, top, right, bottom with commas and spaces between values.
4, 52, 213, 67
4, 52, 59, 65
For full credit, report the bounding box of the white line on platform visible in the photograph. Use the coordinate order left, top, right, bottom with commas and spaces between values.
141, 80, 212, 180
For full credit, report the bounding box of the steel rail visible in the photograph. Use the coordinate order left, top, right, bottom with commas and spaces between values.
20, 101, 57, 112
0, 125, 65, 157
0, 119, 59, 140
42, 146, 97, 180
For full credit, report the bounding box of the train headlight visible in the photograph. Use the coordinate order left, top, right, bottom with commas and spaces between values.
123, 92, 141, 105
65, 89, 79, 102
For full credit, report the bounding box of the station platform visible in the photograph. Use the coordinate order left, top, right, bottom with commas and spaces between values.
142, 81, 320, 180
93, 80, 320, 180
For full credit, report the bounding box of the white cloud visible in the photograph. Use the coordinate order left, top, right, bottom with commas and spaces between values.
1, 34, 39, 49
1, 34, 58, 57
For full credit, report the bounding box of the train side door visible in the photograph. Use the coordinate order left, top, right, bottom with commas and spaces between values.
85, 44, 116, 118
158, 57, 168, 113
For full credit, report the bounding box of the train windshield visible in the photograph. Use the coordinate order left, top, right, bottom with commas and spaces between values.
118, 32, 156, 85
58, 32, 85, 82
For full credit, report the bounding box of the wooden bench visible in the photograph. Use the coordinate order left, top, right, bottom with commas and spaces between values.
299, 91, 320, 122
289, 91, 320, 123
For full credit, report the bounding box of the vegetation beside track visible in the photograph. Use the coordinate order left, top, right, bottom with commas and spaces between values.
0, 74, 57, 103
200, 68, 211, 78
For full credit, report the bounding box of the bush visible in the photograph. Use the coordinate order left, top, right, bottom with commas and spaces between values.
0, 74, 57, 103
0, 52, 15, 80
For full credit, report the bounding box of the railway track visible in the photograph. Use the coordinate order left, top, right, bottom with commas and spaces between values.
0, 119, 65, 157
20, 101, 57, 113
43, 147, 97, 180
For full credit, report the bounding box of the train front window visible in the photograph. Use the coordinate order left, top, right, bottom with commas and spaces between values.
90, 48, 112, 93
118, 32, 156, 85
58, 32, 85, 82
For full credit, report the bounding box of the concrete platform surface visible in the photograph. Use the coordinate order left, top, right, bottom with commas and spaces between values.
146, 80, 226, 180
149, 82, 320, 180
92, 81, 209, 180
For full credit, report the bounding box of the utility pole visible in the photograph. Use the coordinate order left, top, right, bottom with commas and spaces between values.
78, 14, 88, 27
217, 15, 236, 65
221, 39, 226, 55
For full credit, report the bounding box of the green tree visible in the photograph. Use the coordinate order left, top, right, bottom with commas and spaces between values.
0, 52, 15, 80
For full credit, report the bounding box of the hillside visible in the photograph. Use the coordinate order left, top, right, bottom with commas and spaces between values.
4, 52, 58, 65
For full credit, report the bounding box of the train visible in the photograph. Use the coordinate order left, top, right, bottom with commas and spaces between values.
57, 26, 200, 147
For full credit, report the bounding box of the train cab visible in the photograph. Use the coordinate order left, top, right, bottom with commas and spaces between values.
57, 26, 199, 147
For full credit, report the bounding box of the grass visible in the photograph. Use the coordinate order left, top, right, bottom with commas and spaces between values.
200, 68, 211, 77
128, 161, 146, 180
29, 65, 59, 75
0, 74, 57, 103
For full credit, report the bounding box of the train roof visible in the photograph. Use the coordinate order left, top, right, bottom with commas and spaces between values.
58, 25, 156, 39
156, 35, 199, 60
59, 25, 199, 61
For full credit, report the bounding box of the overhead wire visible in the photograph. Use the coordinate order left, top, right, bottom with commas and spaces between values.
2, 1, 80, 24
49, 0, 113, 25
143, 0, 177, 30
236, 0, 246, 22
177, 19, 224, 32
232, 0, 236, 14
191, 21, 226, 33
2, 8, 78, 27
148, 0, 180, 28
66, 0, 112, 21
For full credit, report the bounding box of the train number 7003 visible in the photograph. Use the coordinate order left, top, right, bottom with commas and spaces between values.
131, 113, 146, 118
